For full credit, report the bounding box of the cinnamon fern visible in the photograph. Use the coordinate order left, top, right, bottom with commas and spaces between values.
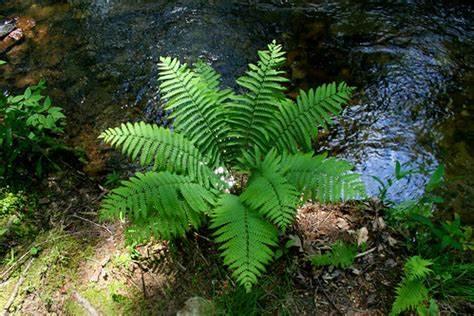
99, 41, 365, 291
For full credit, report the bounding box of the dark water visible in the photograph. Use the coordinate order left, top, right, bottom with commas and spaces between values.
1, 1, 473, 219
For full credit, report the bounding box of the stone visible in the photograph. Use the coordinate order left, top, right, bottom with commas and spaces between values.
0, 28, 23, 53
177, 297, 214, 316
6, 42, 29, 64
0, 21, 15, 38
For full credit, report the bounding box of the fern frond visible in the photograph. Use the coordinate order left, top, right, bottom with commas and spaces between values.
193, 60, 222, 90
99, 122, 222, 188
311, 240, 357, 269
283, 153, 365, 202
271, 82, 354, 153
239, 149, 300, 230
228, 41, 289, 154
210, 194, 278, 292
158, 57, 230, 165
391, 280, 429, 315
100, 171, 216, 239
404, 256, 433, 280
193, 60, 235, 102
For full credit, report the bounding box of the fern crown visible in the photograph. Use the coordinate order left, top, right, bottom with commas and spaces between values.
99, 41, 365, 292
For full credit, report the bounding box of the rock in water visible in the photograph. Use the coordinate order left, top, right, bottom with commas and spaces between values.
0, 20, 15, 38
0, 28, 23, 54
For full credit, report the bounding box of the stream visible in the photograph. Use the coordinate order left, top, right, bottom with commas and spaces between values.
1, 0, 473, 220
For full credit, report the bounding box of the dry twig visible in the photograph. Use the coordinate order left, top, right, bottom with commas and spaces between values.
71, 214, 112, 235
2, 258, 34, 316
73, 291, 100, 316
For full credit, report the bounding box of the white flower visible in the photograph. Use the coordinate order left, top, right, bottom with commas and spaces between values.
214, 166, 225, 174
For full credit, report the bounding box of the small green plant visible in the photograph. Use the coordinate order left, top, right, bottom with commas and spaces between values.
372, 161, 417, 203
376, 163, 445, 228
0, 188, 35, 253
0, 76, 66, 177
391, 256, 439, 315
382, 164, 474, 311
99, 42, 365, 291
104, 171, 123, 188
311, 240, 357, 269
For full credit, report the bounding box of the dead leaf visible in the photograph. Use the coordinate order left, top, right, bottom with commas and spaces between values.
288, 234, 304, 252
357, 227, 369, 246
388, 236, 397, 247
374, 217, 386, 230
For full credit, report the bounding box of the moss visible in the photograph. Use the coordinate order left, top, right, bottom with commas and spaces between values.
110, 252, 133, 270
0, 229, 94, 313
65, 280, 144, 315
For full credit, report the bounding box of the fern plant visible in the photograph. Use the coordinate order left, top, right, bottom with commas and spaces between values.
311, 240, 357, 269
99, 41, 365, 291
391, 256, 438, 315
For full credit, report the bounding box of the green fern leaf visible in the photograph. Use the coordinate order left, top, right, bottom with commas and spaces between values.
283, 153, 365, 202
239, 149, 300, 230
228, 41, 289, 155
271, 82, 354, 153
210, 194, 278, 292
193, 60, 223, 91
404, 256, 433, 281
311, 241, 357, 269
99, 122, 222, 188
158, 57, 230, 166
391, 280, 429, 315
100, 171, 216, 239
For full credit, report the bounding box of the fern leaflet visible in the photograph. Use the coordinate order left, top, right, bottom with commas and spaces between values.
100, 171, 215, 239
210, 194, 278, 292
390, 256, 434, 315
403, 256, 433, 280
391, 280, 429, 315
271, 82, 354, 153
311, 240, 357, 269
283, 153, 365, 202
99, 122, 222, 188
158, 57, 230, 165
240, 149, 300, 230
228, 41, 288, 155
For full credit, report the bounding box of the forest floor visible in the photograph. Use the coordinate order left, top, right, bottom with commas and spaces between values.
0, 165, 410, 315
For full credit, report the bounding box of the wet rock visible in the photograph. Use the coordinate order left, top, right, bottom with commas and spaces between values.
0, 20, 15, 38
6, 42, 29, 64
0, 28, 23, 53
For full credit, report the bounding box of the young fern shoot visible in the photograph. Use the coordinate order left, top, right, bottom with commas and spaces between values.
99, 41, 365, 292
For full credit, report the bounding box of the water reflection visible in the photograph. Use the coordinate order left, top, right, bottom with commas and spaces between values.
0, 0, 472, 215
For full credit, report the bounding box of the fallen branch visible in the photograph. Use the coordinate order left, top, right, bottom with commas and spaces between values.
2, 257, 34, 316
71, 214, 112, 235
355, 247, 376, 258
